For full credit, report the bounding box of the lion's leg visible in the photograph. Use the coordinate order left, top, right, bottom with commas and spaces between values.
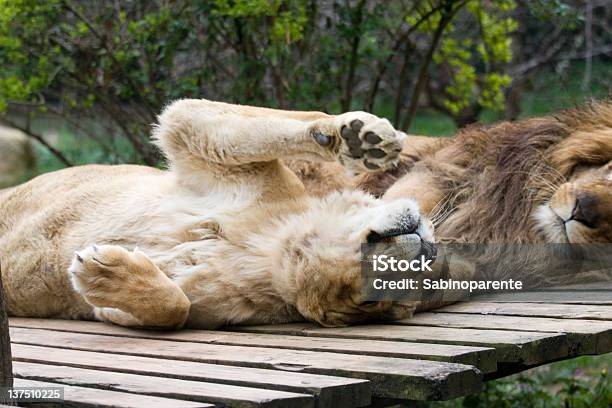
383, 170, 446, 215
69, 245, 190, 329
154, 99, 404, 176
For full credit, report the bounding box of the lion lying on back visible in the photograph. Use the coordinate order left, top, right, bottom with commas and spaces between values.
2, 100, 609, 330
295, 101, 612, 245
1, 99, 434, 329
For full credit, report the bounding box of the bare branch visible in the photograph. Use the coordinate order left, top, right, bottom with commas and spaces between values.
364, 0, 450, 111
61, 0, 157, 121
341, 0, 367, 111
401, 1, 467, 130
0, 116, 74, 167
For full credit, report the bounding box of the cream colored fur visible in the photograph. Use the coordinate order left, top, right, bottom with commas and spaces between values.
0, 99, 430, 329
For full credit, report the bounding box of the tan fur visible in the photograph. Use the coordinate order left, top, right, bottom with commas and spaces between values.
286, 102, 611, 294
288, 102, 611, 293
296, 101, 611, 244
0, 99, 429, 329
379, 101, 612, 244
286, 135, 451, 198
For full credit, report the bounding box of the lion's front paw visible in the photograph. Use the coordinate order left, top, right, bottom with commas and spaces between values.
69, 244, 160, 308
335, 112, 405, 174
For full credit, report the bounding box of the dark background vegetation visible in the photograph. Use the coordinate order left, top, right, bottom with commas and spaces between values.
0, 1, 610, 406
1, 0, 611, 172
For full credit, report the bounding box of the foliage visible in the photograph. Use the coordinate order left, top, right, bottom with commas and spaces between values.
429, 354, 612, 408
431, 0, 516, 116
0, 0, 609, 166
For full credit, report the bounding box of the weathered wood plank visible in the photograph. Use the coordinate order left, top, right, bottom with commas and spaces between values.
14, 378, 213, 408
13, 361, 314, 408
473, 291, 612, 304
9, 327, 482, 401
9, 318, 496, 374
0, 274, 12, 406
522, 282, 612, 291
400, 313, 612, 354
12, 344, 369, 408
439, 303, 612, 320
233, 323, 569, 365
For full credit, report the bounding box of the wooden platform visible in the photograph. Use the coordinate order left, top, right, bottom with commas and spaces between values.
8, 295, 612, 407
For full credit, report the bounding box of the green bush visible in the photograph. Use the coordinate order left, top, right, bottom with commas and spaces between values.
430, 354, 612, 408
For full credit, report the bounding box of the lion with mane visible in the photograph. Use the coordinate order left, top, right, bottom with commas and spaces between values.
291, 101, 612, 290
296, 101, 612, 246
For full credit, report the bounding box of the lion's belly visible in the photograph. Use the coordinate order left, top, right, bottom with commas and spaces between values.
0, 164, 260, 319
0, 165, 166, 318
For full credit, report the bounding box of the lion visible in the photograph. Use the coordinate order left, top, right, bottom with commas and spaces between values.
0, 99, 436, 329
290, 102, 612, 289
295, 101, 612, 245
381, 101, 612, 245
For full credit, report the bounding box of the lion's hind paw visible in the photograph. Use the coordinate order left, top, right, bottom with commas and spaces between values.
69, 244, 157, 309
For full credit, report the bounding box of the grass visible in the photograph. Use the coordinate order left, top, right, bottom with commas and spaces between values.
479, 61, 612, 124
409, 109, 458, 136
426, 353, 611, 408
414, 60, 611, 135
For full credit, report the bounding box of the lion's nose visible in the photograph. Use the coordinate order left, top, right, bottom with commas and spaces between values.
570, 193, 598, 227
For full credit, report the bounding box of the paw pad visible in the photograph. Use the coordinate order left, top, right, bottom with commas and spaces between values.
338, 116, 402, 172
364, 132, 382, 144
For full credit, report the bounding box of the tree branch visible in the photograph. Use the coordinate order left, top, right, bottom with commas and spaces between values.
401, 1, 465, 131
61, 0, 157, 121
0, 116, 73, 167
341, 0, 367, 111
364, 0, 449, 111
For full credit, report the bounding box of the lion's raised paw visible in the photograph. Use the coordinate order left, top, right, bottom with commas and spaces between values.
336, 112, 405, 174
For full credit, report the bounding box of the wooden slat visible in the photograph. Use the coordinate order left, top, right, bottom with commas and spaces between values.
13, 361, 313, 408
439, 303, 612, 320
400, 313, 612, 354
9, 327, 482, 401
12, 344, 369, 408
14, 378, 213, 408
233, 323, 569, 365
9, 318, 496, 374
550, 282, 612, 290
473, 291, 612, 304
